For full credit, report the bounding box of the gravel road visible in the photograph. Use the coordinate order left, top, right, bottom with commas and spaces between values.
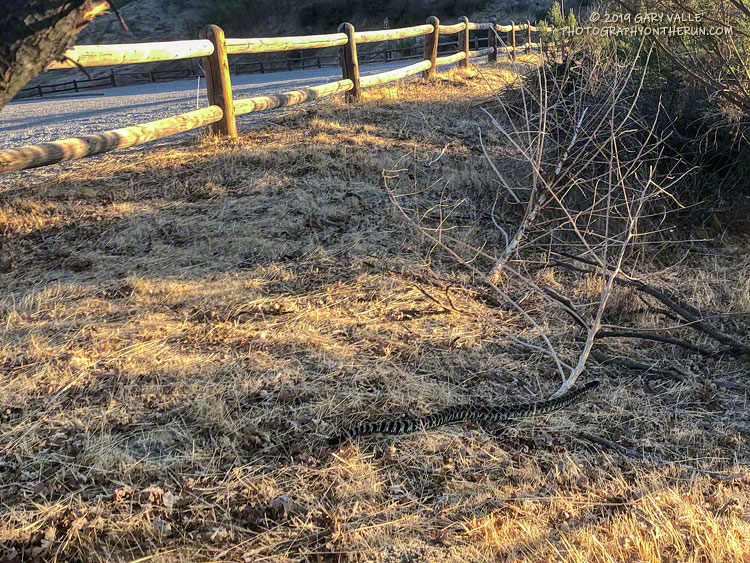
0, 57, 486, 187
0, 60, 428, 149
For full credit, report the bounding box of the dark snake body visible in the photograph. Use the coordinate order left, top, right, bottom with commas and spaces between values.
328, 380, 599, 446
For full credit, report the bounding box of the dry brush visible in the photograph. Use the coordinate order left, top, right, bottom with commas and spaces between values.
385, 38, 749, 400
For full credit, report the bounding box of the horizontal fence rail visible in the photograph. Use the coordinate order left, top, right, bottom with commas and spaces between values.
2, 15, 543, 174
439, 22, 468, 34
354, 24, 434, 43
46, 40, 215, 69
468, 47, 494, 59
225, 33, 348, 54
436, 51, 466, 66
497, 23, 536, 31
234, 79, 353, 115
0, 106, 223, 173
468, 22, 495, 30
359, 60, 432, 88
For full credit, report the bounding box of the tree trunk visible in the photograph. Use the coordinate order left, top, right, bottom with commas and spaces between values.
0, 0, 109, 110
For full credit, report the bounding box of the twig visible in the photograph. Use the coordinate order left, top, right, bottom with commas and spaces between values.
578, 432, 644, 459
541, 286, 588, 331
714, 379, 750, 393
578, 432, 745, 480
427, 144, 449, 166
62, 56, 93, 81
479, 127, 521, 204
553, 254, 750, 357
107, 0, 130, 32
624, 279, 750, 356
384, 172, 571, 379
595, 329, 725, 357
590, 350, 683, 380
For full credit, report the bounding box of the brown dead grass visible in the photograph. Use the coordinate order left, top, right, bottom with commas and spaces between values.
1, 58, 749, 562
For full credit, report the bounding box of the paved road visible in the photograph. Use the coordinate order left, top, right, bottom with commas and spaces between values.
0, 60, 429, 149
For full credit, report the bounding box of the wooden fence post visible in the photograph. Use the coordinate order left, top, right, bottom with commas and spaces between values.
338, 22, 360, 103
200, 24, 237, 138
459, 16, 470, 68
423, 16, 439, 79
508, 21, 516, 60
489, 16, 498, 62
526, 21, 532, 55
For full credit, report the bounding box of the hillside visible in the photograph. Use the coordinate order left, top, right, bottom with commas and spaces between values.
77, 0, 206, 44
27, 0, 549, 88
73, 0, 548, 44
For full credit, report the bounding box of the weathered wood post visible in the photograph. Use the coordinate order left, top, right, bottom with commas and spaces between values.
459, 16, 470, 68
526, 21, 532, 55
200, 24, 237, 137
338, 22, 361, 103
423, 16, 439, 79
509, 21, 516, 60
489, 16, 498, 62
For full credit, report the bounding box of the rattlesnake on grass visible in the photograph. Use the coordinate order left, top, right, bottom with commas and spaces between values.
328, 380, 599, 446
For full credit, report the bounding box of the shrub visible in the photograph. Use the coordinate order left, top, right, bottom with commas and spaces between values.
537, 0, 750, 211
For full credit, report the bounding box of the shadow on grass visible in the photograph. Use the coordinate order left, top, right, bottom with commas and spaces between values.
0, 65, 742, 562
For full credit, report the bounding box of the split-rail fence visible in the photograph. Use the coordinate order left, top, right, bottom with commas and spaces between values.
0, 17, 539, 175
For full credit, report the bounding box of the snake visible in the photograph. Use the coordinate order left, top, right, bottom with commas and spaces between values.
328, 380, 599, 446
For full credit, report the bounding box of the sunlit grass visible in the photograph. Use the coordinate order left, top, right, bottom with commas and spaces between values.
1, 57, 749, 561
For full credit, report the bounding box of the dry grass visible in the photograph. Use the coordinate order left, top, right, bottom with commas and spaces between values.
1, 59, 749, 562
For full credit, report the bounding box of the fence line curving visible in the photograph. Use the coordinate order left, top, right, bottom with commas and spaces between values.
0, 15, 541, 175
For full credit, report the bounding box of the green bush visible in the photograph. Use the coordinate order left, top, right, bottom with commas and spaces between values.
538, 0, 750, 210
539, 2, 580, 56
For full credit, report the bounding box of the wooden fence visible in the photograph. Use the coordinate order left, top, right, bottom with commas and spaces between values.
0, 18, 540, 174
15, 35, 502, 99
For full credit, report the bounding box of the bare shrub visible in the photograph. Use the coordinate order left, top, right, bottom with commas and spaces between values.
386, 40, 696, 397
